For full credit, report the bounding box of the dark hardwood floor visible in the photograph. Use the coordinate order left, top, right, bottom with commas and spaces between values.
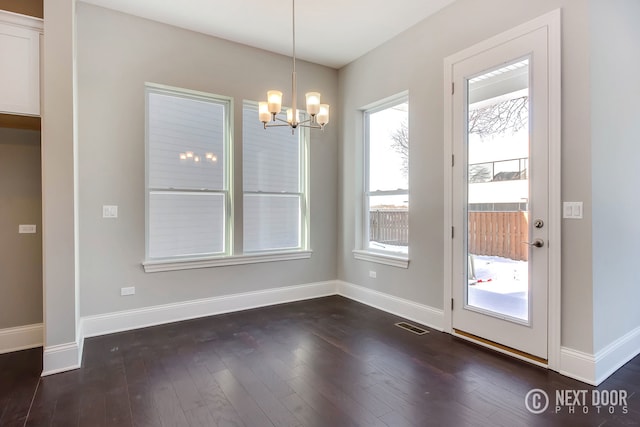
1, 296, 638, 426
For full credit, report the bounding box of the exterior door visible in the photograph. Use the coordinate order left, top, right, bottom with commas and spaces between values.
450, 25, 550, 360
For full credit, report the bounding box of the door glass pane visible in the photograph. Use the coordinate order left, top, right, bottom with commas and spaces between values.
466, 59, 530, 322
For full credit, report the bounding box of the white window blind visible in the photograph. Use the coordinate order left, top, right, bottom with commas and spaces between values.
242, 103, 306, 252
146, 85, 230, 259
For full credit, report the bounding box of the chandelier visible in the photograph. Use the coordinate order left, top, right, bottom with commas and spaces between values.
259, 0, 329, 131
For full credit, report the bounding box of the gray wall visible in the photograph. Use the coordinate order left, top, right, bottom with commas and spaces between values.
42, 0, 78, 347
591, 0, 640, 353
337, 0, 595, 353
0, 128, 42, 329
76, 4, 338, 316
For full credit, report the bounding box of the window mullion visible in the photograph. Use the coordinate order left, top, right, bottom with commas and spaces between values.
368, 189, 409, 196
245, 191, 303, 197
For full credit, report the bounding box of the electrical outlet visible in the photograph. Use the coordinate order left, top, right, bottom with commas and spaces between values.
369, 270, 377, 279
121, 286, 135, 296
103, 205, 118, 218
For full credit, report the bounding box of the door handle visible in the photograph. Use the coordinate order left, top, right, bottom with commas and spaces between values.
522, 239, 544, 248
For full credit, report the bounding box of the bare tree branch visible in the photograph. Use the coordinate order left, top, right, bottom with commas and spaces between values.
388, 96, 528, 177
390, 120, 409, 178
468, 96, 528, 138
469, 164, 492, 183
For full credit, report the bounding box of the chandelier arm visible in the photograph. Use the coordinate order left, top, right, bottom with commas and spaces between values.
264, 122, 295, 128
265, 122, 323, 130
270, 113, 316, 126
298, 123, 323, 130
296, 117, 314, 125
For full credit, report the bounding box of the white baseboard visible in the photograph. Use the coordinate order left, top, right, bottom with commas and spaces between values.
336, 280, 444, 331
595, 325, 640, 385
81, 280, 336, 338
560, 347, 597, 385
0, 323, 43, 354
560, 325, 640, 386
79, 278, 445, 343
42, 341, 81, 376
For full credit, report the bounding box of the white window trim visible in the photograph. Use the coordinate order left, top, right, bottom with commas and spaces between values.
144, 82, 234, 263
142, 250, 313, 273
357, 92, 410, 263
352, 249, 409, 268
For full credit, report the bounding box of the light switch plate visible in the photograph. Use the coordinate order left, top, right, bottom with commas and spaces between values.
19, 224, 37, 234
121, 286, 135, 296
103, 205, 118, 218
563, 202, 583, 219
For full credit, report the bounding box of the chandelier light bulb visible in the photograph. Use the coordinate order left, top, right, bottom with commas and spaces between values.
286, 108, 299, 124
267, 91, 283, 114
317, 104, 330, 125
305, 92, 321, 116
258, 102, 271, 123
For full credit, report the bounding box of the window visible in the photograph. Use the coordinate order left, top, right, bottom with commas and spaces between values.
242, 102, 308, 252
363, 96, 409, 258
145, 84, 231, 260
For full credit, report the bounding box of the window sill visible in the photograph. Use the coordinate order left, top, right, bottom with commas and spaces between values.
352, 250, 409, 269
143, 250, 313, 273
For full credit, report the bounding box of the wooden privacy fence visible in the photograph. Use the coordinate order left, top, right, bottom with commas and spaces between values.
369, 210, 528, 260
468, 211, 529, 261
369, 210, 409, 247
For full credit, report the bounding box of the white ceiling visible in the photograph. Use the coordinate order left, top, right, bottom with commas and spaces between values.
80, 0, 456, 69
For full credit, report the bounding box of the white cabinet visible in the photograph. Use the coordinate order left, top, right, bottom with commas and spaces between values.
0, 11, 42, 116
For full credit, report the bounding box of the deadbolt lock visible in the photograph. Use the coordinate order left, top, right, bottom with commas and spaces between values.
534, 219, 544, 229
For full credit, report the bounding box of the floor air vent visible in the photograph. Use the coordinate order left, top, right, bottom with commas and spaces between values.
395, 322, 429, 335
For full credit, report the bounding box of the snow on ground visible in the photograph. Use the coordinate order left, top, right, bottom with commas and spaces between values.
368, 241, 408, 255
468, 254, 529, 320
470, 254, 528, 294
